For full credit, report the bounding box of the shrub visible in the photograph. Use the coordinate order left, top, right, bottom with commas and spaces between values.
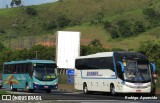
104, 20, 112, 29
117, 20, 132, 37
57, 15, 70, 28
133, 21, 145, 34
137, 40, 160, 74
91, 12, 104, 24
43, 21, 57, 30
89, 39, 102, 47
143, 8, 156, 19
110, 29, 119, 39
69, 19, 81, 26
0, 28, 5, 34
24, 7, 37, 16
111, 48, 125, 51
0, 43, 5, 51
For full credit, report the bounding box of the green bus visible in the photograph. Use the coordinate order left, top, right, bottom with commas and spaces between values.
2, 59, 58, 93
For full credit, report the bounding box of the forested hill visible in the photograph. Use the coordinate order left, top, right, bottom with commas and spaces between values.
0, 0, 160, 49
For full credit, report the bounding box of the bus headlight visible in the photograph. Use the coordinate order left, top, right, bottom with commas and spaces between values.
54, 82, 58, 85
125, 84, 132, 88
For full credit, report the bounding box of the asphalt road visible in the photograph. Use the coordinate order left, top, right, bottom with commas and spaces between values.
0, 88, 160, 103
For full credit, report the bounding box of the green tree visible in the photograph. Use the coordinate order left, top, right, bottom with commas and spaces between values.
89, 39, 102, 47
104, 20, 112, 29
143, 8, 156, 19
133, 21, 145, 34
91, 12, 104, 24
137, 40, 160, 73
43, 21, 57, 30
117, 20, 132, 37
57, 15, 70, 28
81, 39, 109, 56
110, 29, 119, 39
0, 43, 5, 51
10, 0, 21, 7
30, 44, 55, 60
24, 7, 37, 15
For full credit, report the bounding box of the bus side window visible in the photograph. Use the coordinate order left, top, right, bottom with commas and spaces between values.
13, 65, 16, 74
16, 64, 19, 74
29, 63, 33, 77
23, 64, 26, 73
8, 65, 11, 74
4, 65, 9, 74
10, 65, 14, 74
19, 64, 22, 73
25, 63, 30, 73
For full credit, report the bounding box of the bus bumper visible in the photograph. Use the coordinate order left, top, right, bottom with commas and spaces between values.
33, 83, 58, 90
120, 85, 151, 93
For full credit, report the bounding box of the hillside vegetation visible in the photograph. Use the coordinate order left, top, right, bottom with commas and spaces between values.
0, 0, 160, 50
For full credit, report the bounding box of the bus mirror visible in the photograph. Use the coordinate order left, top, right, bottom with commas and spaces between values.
150, 63, 156, 73
56, 65, 59, 68
118, 61, 125, 73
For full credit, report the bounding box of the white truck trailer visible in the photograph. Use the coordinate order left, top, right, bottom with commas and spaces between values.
56, 31, 81, 74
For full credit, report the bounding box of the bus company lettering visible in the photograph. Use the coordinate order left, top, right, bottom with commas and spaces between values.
86, 71, 102, 76
16, 75, 26, 80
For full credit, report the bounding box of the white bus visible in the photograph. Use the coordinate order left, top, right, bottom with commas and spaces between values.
74, 52, 157, 95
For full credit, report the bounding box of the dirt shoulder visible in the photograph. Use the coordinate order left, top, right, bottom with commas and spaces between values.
156, 88, 160, 94
58, 84, 76, 92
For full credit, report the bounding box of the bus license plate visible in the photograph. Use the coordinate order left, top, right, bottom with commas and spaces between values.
44, 86, 48, 88
136, 90, 141, 92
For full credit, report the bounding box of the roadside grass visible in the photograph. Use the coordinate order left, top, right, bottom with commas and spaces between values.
157, 77, 160, 88
58, 74, 68, 84
0, 90, 10, 94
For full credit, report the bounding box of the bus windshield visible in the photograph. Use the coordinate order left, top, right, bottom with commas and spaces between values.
33, 63, 57, 81
124, 61, 150, 83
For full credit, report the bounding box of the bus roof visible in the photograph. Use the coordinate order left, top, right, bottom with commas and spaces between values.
4, 59, 56, 65
76, 52, 114, 59
76, 51, 147, 60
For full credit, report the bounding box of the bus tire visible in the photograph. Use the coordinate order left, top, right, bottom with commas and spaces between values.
46, 89, 51, 93
26, 83, 34, 93
83, 83, 89, 94
110, 84, 116, 96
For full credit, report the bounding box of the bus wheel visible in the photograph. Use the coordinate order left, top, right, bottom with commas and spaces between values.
26, 83, 33, 93
46, 89, 51, 93
110, 84, 116, 95
83, 83, 89, 94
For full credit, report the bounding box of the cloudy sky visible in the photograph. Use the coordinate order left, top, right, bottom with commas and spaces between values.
0, 0, 58, 8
